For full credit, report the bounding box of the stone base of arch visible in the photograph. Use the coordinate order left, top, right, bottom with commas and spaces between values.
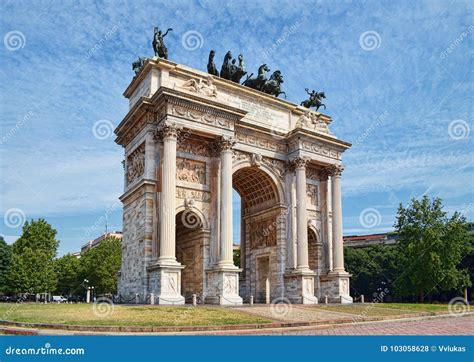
205, 266, 243, 305
147, 263, 185, 305
284, 270, 319, 304
320, 271, 353, 304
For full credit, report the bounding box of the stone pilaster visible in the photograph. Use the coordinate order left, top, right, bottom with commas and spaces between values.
294, 157, 310, 271
284, 157, 318, 304
330, 165, 345, 273
319, 167, 332, 273
321, 164, 352, 303
206, 136, 242, 305
148, 124, 184, 305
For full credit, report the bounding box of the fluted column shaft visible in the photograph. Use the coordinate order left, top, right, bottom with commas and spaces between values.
331, 165, 345, 272
294, 158, 309, 270
217, 137, 235, 267
158, 125, 179, 264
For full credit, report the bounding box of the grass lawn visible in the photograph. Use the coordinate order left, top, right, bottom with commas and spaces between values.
0, 303, 271, 327
313, 303, 451, 317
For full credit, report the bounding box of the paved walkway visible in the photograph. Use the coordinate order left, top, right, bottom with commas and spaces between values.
233, 305, 355, 322
273, 315, 474, 335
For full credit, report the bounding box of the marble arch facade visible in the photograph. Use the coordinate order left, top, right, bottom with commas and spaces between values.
115, 58, 353, 304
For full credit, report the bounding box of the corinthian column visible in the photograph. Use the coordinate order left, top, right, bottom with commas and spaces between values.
294, 157, 309, 271
330, 165, 345, 272
157, 124, 180, 265
216, 136, 236, 267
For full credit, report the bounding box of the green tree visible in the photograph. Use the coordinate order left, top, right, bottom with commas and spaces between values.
54, 254, 81, 296
0, 236, 12, 293
8, 219, 59, 294
345, 244, 398, 299
394, 196, 471, 302
79, 237, 121, 295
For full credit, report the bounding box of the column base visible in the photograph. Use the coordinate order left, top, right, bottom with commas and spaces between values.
320, 271, 353, 304
147, 262, 185, 305
284, 270, 318, 304
205, 266, 243, 305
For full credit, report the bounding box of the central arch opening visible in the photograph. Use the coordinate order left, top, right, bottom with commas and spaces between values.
232, 166, 281, 303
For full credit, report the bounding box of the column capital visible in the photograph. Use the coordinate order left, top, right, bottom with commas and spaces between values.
291, 157, 310, 170
329, 164, 344, 177
154, 124, 181, 141
319, 167, 332, 181
210, 136, 236, 156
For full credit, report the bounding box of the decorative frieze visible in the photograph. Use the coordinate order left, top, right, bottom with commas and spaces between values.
176, 187, 211, 202
177, 139, 211, 157
300, 141, 342, 160
235, 130, 287, 153
126, 143, 145, 185
170, 105, 233, 130
176, 157, 206, 184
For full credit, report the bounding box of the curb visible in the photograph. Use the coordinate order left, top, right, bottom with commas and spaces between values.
1, 311, 469, 335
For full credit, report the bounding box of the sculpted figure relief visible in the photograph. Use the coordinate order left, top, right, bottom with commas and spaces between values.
126, 143, 145, 185
182, 75, 217, 97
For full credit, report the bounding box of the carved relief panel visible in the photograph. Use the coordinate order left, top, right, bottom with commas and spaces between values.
126, 142, 145, 185
176, 157, 206, 184
250, 217, 277, 249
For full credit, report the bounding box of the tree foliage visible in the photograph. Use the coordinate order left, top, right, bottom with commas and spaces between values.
345, 244, 398, 298
8, 219, 59, 294
0, 236, 12, 293
79, 237, 122, 295
54, 254, 81, 296
394, 196, 472, 301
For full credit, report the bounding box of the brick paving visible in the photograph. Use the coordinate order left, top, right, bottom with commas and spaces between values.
282, 315, 474, 335
233, 305, 355, 322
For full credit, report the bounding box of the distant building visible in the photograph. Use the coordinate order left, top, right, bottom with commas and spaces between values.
80, 231, 123, 254
344, 222, 473, 248
344, 232, 398, 248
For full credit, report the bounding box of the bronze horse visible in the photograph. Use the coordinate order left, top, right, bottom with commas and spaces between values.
261, 70, 286, 98
242, 64, 270, 91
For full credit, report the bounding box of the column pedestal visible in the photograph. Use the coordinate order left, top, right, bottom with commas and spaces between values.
284, 270, 318, 304
147, 263, 185, 305
320, 271, 353, 304
205, 266, 243, 305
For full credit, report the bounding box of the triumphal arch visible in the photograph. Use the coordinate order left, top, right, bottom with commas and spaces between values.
115, 58, 353, 305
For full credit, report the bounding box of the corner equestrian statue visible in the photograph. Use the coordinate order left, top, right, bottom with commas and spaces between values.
132, 57, 146, 76
301, 88, 326, 111
152, 27, 173, 59
207, 50, 219, 76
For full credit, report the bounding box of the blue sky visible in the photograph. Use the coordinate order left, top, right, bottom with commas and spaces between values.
0, 0, 472, 256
